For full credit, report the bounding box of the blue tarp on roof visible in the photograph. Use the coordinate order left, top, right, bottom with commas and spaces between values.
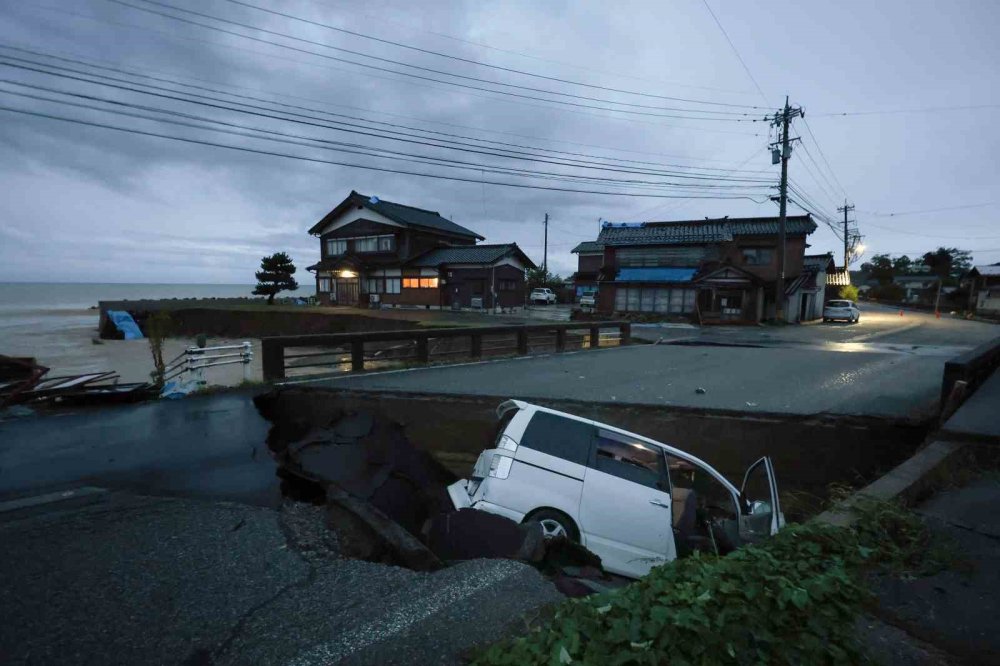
616, 267, 697, 283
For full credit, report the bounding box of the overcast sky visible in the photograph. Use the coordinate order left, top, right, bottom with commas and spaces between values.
0, 0, 996, 284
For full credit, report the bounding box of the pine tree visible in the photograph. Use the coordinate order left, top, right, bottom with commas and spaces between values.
253, 252, 299, 304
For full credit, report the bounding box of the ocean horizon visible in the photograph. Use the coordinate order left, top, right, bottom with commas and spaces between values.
0, 282, 302, 312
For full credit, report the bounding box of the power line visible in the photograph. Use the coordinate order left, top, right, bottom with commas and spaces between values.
221, 0, 764, 110
0, 83, 775, 193
0, 56, 775, 184
860, 203, 997, 217
19, 4, 763, 138
0, 104, 772, 201
861, 220, 1000, 240
0, 44, 772, 175
800, 117, 848, 199
812, 104, 1000, 117
700, 0, 769, 106
108, 0, 760, 122
334, 0, 755, 96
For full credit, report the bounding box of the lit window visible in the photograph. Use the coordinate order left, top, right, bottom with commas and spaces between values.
402, 277, 439, 289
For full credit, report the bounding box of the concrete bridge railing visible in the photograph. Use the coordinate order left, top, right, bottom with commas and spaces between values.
261, 321, 632, 381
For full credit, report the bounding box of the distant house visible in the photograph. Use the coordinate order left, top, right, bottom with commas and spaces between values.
967, 265, 1000, 314
893, 274, 939, 304
306, 191, 534, 309
570, 241, 604, 302
588, 215, 817, 323
797, 253, 839, 319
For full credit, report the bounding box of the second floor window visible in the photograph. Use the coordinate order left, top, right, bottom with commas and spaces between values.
355, 237, 379, 253
741, 247, 774, 265
326, 239, 346, 255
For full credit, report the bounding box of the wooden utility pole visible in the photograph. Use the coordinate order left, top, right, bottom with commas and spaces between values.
772, 97, 802, 321
543, 212, 549, 274
838, 201, 855, 268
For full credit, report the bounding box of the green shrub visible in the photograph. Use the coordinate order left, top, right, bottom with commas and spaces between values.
474, 490, 958, 666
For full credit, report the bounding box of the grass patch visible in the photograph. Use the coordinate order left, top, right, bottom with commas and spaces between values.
473, 498, 951, 666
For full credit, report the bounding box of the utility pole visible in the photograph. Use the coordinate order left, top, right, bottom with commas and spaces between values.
771, 96, 803, 321
837, 200, 855, 268
543, 212, 549, 275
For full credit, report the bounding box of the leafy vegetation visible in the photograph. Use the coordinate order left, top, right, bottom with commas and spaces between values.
474, 499, 947, 666
837, 284, 859, 302
253, 252, 299, 305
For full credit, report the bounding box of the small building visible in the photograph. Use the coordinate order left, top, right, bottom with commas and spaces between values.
306, 191, 534, 309
570, 241, 604, 303
792, 253, 838, 320
967, 265, 1000, 314
893, 275, 939, 304
590, 215, 817, 323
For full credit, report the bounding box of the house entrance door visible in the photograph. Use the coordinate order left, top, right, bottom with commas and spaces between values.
336, 278, 359, 306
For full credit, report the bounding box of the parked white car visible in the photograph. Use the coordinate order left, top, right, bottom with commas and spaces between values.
823, 299, 861, 323
448, 400, 784, 579
529, 288, 557, 305
579, 293, 597, 308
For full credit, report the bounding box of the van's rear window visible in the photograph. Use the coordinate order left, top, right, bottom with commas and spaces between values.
519, 412, 594, 465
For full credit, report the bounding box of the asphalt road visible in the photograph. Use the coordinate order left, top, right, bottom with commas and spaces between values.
0, 389, 277, 505
314, 305, 998, 419
0, 492, 560, 665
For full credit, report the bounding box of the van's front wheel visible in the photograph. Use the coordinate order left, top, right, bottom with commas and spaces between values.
526, 509, 579, 542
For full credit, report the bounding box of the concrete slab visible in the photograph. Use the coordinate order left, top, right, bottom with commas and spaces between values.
315, 344, 945, 418
873, 478, 1000, 664
940, 369, 1000, 444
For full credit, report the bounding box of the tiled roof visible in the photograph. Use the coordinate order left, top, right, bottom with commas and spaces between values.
407, 243, 536, 268
803, 253, 835, 271
597, 215, 816, 246
571, 241, 604, 254
971, 265, 1000, 277
309, 191, 484, 239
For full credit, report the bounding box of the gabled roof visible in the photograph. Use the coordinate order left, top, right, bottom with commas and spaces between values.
407, 243, 536, 269
309, 191, 484, 240
969, 265, 1000, 277
571, 241, 604, 254
803, 253, 836, 272
597, 215, 816, 247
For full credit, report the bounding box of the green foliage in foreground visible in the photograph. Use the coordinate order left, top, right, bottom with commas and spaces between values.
474, 507, 941, 666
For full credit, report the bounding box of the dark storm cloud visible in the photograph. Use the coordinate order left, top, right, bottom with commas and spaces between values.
0, 0, 997, 282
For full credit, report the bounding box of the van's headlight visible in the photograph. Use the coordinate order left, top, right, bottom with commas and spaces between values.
488, 454, 514, 479
497, 435, 518, 452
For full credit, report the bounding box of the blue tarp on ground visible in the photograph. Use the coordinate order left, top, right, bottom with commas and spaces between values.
616, 267, 698, 283
107, 310, 144, 339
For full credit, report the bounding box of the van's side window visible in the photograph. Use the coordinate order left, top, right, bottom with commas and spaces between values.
592, 431, 666, 490
519, 412, 594, 465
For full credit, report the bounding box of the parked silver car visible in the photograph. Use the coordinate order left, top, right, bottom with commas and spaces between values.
823, 299, 860, 323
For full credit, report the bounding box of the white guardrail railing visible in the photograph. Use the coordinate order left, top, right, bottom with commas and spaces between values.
161, 342, 253, 396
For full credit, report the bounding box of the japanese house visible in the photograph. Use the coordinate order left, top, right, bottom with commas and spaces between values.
306, 191, 534, 309
583, 215, 817, 323
966, 265, 1000, 314
570, 241, 604, 302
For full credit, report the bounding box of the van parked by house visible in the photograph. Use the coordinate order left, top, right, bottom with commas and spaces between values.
448, 400, 784, 578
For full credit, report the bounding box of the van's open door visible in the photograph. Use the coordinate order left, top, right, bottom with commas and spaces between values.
738, 457, 782, 541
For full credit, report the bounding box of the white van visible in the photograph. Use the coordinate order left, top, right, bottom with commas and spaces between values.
448, 400, 784, 579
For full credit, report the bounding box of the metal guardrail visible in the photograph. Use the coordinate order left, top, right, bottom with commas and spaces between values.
261, 321, 631, 381
163, 342, 254, 384
941, 335, 1000, 407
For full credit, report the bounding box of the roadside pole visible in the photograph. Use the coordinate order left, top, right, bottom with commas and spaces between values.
771, 98, 802, 321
